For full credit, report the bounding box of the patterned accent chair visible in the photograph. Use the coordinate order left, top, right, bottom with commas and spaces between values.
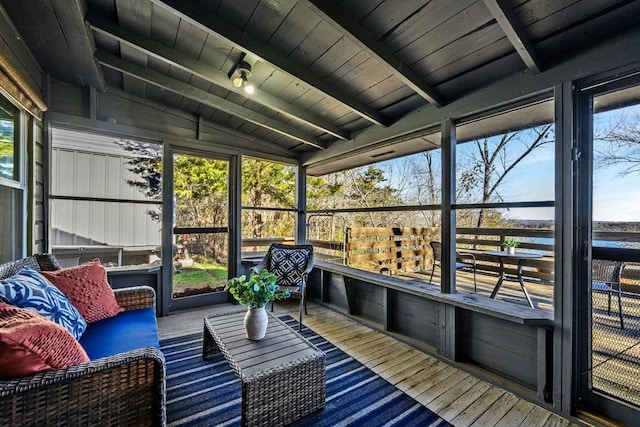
255, 243, 315, 330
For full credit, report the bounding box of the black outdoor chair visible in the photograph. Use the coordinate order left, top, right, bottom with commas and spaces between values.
254, 243, 315, 331
429, 241, 477, 292
592, 259, 625, 329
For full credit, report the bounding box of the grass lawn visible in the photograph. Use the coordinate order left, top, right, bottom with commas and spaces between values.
172, 261, 228, 297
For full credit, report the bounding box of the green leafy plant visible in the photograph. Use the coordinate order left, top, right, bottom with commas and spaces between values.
502, 238, 519, 249
225, 269, 289, 309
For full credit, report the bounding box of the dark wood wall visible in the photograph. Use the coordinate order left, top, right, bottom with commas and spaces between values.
0, 11, 45, 256
30, 117, 45, 253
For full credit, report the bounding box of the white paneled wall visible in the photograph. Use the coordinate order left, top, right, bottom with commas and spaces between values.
50, 129, 161, 248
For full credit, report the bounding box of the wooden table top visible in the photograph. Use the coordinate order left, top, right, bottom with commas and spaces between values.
204, 311, 322, 378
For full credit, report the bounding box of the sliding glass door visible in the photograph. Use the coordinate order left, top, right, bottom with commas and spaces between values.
576, 74, 640, 424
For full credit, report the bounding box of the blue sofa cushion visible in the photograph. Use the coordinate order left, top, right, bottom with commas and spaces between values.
79, 308, 159, 360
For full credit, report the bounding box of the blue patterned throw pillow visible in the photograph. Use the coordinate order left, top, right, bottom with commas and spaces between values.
269, 248, 309, 287
0, 267, 87, 340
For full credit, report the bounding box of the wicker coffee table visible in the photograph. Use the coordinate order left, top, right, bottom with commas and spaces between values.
203, 310, 326, 426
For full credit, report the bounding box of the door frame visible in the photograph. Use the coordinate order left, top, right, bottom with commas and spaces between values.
574, 71, 640, 424
160, 138, 241, 315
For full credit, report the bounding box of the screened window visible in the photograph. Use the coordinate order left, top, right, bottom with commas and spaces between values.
0, 93, 22, 262
307, 151, 442, 270
0, 94, 19, 182
49, 127, 162, 266
453, 99, 555, 308
241, 157, 297, 254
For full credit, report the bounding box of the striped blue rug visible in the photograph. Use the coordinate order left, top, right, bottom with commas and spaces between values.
161, 315, 450, 426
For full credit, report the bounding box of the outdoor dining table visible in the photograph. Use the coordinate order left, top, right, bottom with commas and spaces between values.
482, 250, 543, 308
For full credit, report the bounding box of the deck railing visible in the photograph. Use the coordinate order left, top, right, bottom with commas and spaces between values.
243, 227, 640, 285
320, 227, 640, 285
340, 227, 555, 282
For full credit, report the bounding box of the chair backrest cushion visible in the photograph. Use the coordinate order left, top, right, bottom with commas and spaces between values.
269, 247, 310, 287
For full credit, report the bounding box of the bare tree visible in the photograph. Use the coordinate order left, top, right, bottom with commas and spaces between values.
594, 112, 640, 175
459, 124, 554, 227
403, 152, 441, 227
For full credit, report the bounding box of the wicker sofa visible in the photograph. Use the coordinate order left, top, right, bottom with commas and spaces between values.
0, 254, 166, 426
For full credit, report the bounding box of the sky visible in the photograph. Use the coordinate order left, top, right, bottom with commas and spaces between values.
592, 103, 640, 222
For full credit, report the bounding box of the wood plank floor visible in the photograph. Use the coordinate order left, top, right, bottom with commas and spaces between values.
158, 301, 578, 427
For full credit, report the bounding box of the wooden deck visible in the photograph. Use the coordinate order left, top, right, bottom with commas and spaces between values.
158, 301, 577, 426
399, 267, 555, 311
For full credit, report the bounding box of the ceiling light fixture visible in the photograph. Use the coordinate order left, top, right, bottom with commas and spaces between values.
230, 60, 255, 94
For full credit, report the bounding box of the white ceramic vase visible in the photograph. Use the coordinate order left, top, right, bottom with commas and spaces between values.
507, 247, 516, 255
244, 306, 268, 340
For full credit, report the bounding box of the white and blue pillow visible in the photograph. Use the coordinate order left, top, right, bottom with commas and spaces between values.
269, 248, 309, 287
0, 267, 87, 340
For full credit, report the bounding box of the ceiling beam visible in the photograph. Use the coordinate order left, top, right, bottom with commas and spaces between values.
199, 118, 298, 160
96, 50, 327, 149
51, 0, 106, 90
300, 0, 444, 107
148, 0, 390, 127
483, 0, 542, 73
47, 111, 166, 142
87, 12, 349, 140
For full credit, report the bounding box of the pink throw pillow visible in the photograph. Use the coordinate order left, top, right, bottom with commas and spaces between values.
41, 259, 123, 323
0, 302, 89, 379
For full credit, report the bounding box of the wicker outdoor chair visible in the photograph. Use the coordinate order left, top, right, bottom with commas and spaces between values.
592, 258, 625, 329
0, 254, 166, 426
254, 243, 315, 331
429, 241, 478, 291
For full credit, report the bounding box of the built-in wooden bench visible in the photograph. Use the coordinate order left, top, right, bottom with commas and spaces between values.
309, 260, 554, 403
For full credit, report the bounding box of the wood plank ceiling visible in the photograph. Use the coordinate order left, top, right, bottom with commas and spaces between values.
3, 0, 640, 174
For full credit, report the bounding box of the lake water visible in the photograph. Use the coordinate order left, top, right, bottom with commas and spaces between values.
525, 237, 640, 250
